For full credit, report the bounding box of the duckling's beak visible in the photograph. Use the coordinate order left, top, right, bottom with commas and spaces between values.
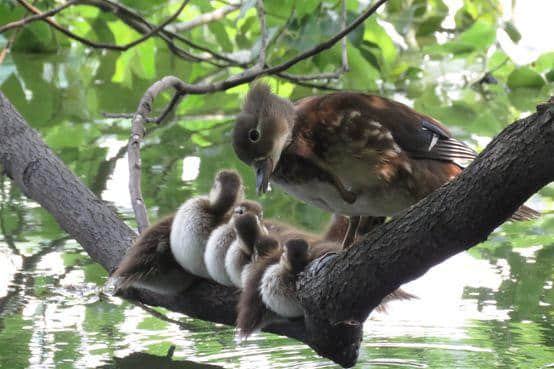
254, 158, 273, 195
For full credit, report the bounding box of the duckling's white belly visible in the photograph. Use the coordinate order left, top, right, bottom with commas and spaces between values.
260, 264, 303, 318
274, 179, 413, 217
225, 241, 249, 288
170, 198, 212, 279
205, 223, 235, 286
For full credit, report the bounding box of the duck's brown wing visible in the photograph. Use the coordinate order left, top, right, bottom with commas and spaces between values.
295, 93, 538, 220
295, 92, 477, 168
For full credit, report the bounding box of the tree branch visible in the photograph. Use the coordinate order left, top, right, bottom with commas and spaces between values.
15, 0, 193, 55
1, 91, 552, 367
277, 0, 350, 83
253, 0, 268, 71
0, 0, 79, 34
124, 0, 388, 122
166, 3, 241, 33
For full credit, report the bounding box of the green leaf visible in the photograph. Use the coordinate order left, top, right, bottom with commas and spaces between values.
12, 21, 57, 53
427, 20, 495, 55
208, 22, 234, 52
507, 67, 546, 89
363, 18, 397, 68
237, 0, 256, 20
416, 15, 444, 37
503, 21, 521, 43
44, 122, 86, 149
534, 52, 554, 73
545, 69, 554, 82
296, 0, 319, 18
343, 45, 378, 90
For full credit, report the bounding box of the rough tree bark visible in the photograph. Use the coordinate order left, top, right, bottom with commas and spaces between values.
0, 91, 552, 367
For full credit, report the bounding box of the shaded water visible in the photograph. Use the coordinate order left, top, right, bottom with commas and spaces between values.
1, 25, 554, 369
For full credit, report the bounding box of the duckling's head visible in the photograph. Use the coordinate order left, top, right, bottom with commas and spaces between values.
232, 82, 295, 194
232, 200, 263, 220
233, 212, 264, 255
209, 169, 244, 215
252, 235, 279, 261
283, 238, 310, 273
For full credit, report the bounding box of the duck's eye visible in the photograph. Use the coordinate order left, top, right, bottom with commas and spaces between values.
234, 207, 245, 215
248, 129, 260, 142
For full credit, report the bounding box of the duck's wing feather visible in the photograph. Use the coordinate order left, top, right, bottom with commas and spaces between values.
295, 93, 477, 168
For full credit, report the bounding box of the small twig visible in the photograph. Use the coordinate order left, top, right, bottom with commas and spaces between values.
128, 77, 187, 233
277, 75, 342, 91
152, 92, 185, 124
166, 3, 240, 33
0, 27, 21, 64
341, 0, 349, 72
15, 0, 192, 55
254, 0, 268, 71
0, 0, 79, 33
277, 71, 344, 82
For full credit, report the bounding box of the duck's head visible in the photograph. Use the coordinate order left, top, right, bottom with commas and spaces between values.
232, 82, 296, 194
209, 169, 244, 215
233, 212, 265, 255
282, 238, 309, 273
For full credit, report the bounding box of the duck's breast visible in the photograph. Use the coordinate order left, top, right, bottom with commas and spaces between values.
260, 264, 303, 318
170, 197, 213, 279
224, 241, 249, 288
205, 223, 235, 286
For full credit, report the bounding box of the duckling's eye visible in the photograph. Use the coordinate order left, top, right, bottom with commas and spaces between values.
234, 207, 244, 215
248, 129, 260, 142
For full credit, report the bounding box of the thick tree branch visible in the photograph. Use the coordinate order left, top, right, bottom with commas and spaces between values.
1, 91, 552, 367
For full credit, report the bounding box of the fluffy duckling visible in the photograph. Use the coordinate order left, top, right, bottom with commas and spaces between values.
224, 212, 276, 288
108, 215, 193, 295
171, 170, 244, 279
204, 200, 263, 286
235, 215, 283, 338
259, 238, 310, 318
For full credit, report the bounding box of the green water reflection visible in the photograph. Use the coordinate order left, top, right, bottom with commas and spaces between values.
1, 22, 553, 369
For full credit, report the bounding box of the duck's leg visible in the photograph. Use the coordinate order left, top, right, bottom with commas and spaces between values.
342, 216, 361, 249
356, 216, 386, 238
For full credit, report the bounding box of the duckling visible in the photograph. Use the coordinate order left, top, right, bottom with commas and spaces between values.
108, 215, 193, 295
224, 212, 273, 288
259, 238, 310, 318
171, 170, 244, 279
234, 214, 283, 338
204, 200, 263, 286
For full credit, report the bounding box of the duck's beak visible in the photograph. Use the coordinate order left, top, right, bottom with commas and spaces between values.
254, 158, 273, 195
